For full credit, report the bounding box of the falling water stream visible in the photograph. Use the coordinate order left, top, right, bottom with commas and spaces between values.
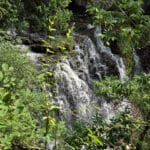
17, 24, 142, 123
15, 22, 144, 149
54, 25, 129, 123
94, 26, 127, 81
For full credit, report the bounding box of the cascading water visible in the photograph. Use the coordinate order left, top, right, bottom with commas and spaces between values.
17, 23, 131, 123
54, 25, 128, 122
54, 35, 103, 122
94, 26, 126, 81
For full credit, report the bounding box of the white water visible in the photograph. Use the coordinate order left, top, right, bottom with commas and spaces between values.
15, 24, 140, 150
95, 26, 127, 81
54, 35, 103, 122
17, 25, 132, 123
53, 25, 131, 122
55, 61, 94, 121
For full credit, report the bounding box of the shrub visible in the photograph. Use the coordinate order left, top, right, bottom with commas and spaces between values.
0, 0, 72, 33
0, 41, 64, 149
87, 0, 150, 75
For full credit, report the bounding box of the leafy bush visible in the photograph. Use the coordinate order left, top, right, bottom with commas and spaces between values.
94, 74, 150, 117
0, 41, 35, 86
0, 0, 72, 33
42, 17, 74, 55
0, 0, 27, 30
0, 41, 66, 149
64, 111, 143, 149
0, 63, 39, 149
94, 74, 150, 149
87, 0, 150, 75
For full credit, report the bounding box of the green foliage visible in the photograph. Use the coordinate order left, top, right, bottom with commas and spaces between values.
94, 76, 122, 100
87, 0, 150, 75
53, 9, 72, 34
23, 0, 72, 33
0, 0, 72, 33
94, 74, 150, 149
0, 0, 28, 30
37, 57, 67, 149
46, 0, 72, 34
42, 18, 74, 54
0, 41, 66, 149
106, 111, 142, 149
0, 41, 36, 86
64, 122, 89, 149
87, 128, 103, 147
41, 101, 66, 149
64, 111, 142, 149
0, 63, 38, 149
94, 74, 150, 117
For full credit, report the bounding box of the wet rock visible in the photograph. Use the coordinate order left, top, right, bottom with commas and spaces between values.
19, 32, 47, 53
53, 25, 128, 123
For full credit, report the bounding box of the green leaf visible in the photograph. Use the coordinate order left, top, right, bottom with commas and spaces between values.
48, 116, 56, 126
0, 71, 3, 81
38, 73, 45, 81
2, 92, 11, 103
57, 45, 66, 51
49, 28, 56, 32
46, 48, 55, 54
46, 71, 53, 77
93, 105, 101, 111
42, 40, 49, 45
48, 35, 55, 40
2, 63, 8, 71
49, 19, 54, 26
11, 77, 16, 82
88, 128, 103, 146
106, 41, 110, 45
3, 78, 9, 84
9, 67, 14, 72
49, 105, 60, 111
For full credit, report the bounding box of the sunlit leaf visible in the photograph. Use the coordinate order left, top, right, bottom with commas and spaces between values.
0, 71, 3, 81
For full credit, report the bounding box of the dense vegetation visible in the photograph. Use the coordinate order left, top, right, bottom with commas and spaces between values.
0, 0, 150, 149
87, 0, 150, 74
0, 0, 72, 33
94, 74, 150, 149
0, 40, 66, 149
87, 0, 150, 149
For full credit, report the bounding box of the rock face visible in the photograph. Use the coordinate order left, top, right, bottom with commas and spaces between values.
53, 25, 129, 123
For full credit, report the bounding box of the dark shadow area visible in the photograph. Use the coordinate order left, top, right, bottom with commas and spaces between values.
137, 45, 150, 73
68, 0, 86, 16
143, 0, 150, 15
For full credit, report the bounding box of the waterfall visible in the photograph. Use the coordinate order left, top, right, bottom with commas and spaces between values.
54, 34, 104, 122
93, 26, 130, 121
54, 25, 130, 122
17, 24, 131, 123
95, 26, 126, 81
